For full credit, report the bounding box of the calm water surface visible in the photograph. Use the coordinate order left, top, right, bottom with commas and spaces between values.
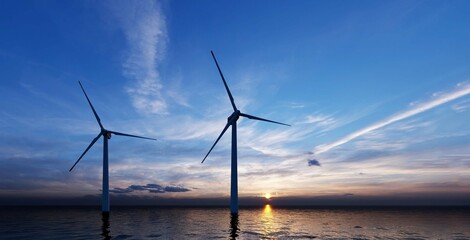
1, 206, 469, 239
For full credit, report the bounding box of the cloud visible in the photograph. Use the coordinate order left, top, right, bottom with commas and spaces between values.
241, 168, 297, 178
302, 114, 335, 125
307, 159, 321, 167
129, 185, 150, 191
452, 99, 470, 112
109, 183, 190, 194
164, 186, 191, 193
110, 1, 168, 114
344, 149, 392, 162
146, 183, 163, 188
288, 102, 305, 109
108, 188, 133, 194
314, 81, 470, 154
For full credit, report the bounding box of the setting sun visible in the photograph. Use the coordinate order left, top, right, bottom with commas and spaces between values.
264, 193, 272, 199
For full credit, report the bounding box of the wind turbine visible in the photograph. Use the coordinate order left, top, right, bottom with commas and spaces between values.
202, 51, 290, 214
69, 81, 156, 213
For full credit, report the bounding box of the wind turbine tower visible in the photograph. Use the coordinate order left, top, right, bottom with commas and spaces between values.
202, 51, 290, 214
69, 81, 156, 213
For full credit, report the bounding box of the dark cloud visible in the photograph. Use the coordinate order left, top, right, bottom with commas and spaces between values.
129, 185, 148, 191
109, 188, 132, 194
109, 183, 190, 194
308, 159, 321, 167
146, 184, 162, 188
148, 189, 165, 193
164, 186, 190, 192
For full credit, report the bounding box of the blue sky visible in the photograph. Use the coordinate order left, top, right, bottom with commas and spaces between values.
1, 0, 470, 205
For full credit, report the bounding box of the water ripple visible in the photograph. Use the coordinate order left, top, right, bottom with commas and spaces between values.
0, 206, 469, 239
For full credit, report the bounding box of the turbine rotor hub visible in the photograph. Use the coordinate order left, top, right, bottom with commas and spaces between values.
228, 110, 240, 123
102, 129, 112, 139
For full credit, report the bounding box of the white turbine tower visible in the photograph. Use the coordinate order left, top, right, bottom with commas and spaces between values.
202, 51, 290, 214
69, 81, 156, 213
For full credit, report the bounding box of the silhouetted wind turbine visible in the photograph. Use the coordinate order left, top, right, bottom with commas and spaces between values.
69, 81, 156, 213
202, 51, 290, 214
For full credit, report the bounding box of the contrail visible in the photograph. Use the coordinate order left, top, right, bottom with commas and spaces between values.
314, 82, 470, 154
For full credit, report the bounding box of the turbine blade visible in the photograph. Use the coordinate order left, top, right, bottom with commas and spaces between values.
211, 51, 237, 111
109, 130, 156, 141
69, 133, 102, 172
201, 117, 235, 163
240, 113, 290, 126
78, 81, 104, 130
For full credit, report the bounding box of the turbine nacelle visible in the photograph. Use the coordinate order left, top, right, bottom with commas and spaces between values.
228, 110, 241, 123
104, 130, 112, 139
100, 129, 112, 139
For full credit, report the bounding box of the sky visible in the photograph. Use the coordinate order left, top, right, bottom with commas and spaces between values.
1, 0, 470, 206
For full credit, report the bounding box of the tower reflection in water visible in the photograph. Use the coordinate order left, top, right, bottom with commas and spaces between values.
101, 213, 111, 240
229, 204, 274, 239
229, 213, 239, 239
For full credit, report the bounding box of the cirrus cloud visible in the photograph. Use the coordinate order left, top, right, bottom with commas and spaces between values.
315, 81, 470, 154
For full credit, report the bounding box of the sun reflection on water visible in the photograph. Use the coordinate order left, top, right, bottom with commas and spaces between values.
264, 204, 272, 214
261, 204, 274, 236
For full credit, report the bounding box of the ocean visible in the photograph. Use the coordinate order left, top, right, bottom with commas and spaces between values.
1, 205, 469, 239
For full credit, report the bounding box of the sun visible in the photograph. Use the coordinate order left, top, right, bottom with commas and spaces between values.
264, 193, 272, 199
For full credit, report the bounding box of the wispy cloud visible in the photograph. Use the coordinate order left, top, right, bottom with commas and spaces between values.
302, 115, 333, 124
314, 82, 470, 154
452, 99, 470, 112
288, 102, 305, 109
110, 1, 168, 114
298, 114, 338, 134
